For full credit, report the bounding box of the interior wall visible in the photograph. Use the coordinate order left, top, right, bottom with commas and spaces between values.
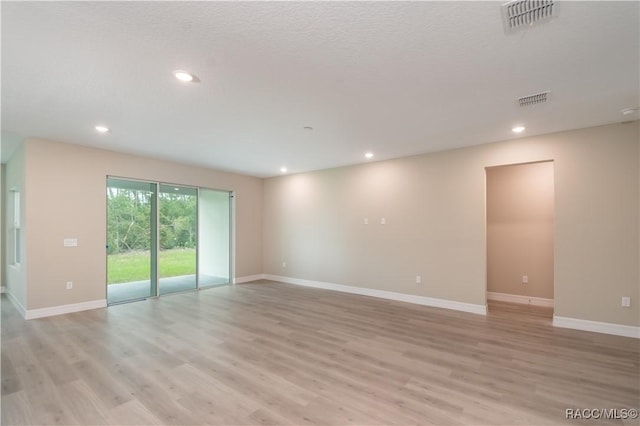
486, 162, 554, 300
4, 144, 27, 310
263, 122, 639, 327
23, 138, 263, 311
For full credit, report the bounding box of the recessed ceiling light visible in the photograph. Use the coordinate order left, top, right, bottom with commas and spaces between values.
512, 126, 526, 133
365, 152, 374, 159
173, 70, 198, 83
280, 167, 288, 173
95, 125, 110, 133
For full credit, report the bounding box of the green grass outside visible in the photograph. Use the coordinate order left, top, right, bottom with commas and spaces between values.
108, 248, 196, 284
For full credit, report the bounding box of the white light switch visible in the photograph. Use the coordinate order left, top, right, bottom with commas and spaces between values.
63, 238, 78, 247
622, 297, 631, 307
522, 275, 528, 284
381, 218, 386, 225
364, 218, 368, 225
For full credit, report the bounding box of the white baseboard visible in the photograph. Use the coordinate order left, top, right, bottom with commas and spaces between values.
6, 291, 27, 319
264, 274, 487, 316
487, 291, 554, 307
0, 286, 6, 294
553, 315, 640, 339
25, 299, 107, 320
233, 274, 266, 284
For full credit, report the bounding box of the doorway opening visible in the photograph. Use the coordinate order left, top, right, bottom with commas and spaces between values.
486, 161, 554, 316
106, 177, 231, 305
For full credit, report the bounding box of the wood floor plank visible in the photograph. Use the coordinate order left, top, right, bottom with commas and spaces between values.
0, 391, 35, 425
21, 381, 78, 425
107, 399, 165, 426
55, 379, 115, 425
2, 281, 639, 425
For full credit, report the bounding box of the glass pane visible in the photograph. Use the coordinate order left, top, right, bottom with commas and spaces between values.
107, 178, 157, 304
198, 189, 231, 287
158, 184, 197, 295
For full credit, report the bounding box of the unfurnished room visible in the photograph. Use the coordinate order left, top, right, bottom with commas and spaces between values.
1, 1, 639, 425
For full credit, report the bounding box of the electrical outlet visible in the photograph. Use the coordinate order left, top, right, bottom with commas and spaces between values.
66, 281, 73, 290
415, 275, 422, 284
522, 275, 528, 284
621, 297, 631, 307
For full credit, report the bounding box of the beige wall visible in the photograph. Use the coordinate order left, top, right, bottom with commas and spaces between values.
6, 121, 639, 328
486, 162, 554, 299
4, 144, 27, 309
263, 122, 639, 327
22, 138, 263, 310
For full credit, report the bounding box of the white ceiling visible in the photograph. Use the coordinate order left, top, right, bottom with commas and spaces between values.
2, 1, 638, 177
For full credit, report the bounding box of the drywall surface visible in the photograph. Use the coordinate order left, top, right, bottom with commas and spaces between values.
264, 122, 639, 327
23, 138, 263, 310
487, 162, 554, 299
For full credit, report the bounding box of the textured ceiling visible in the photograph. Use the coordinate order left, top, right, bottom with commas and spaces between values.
1, 1, 639, 177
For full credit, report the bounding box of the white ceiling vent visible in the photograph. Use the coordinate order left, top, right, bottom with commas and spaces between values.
502, 0, 556, 33
518, 91, 550, 107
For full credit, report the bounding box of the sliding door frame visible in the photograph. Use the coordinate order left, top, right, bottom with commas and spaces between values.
106, 175, 233, 304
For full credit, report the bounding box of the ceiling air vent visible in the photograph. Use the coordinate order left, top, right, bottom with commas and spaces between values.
502, 0, 556, 33
518, 91, 550, 107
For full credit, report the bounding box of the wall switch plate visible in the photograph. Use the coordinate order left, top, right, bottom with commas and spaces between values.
522, 275, 528, 284
66, 281, 73, 290
381, 218, 386, 225
364, 218, 368, 225
416, 275, 422, 284
621, 297, 631, 307
282, 261, 286, 268
63, 238, 78, 247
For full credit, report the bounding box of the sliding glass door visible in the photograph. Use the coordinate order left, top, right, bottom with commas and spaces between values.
106, 177, 231, 305
158, 184, 198, 295
106, 178, 158, 304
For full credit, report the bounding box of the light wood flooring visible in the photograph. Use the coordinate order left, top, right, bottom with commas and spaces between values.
2, 281, 639, 425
